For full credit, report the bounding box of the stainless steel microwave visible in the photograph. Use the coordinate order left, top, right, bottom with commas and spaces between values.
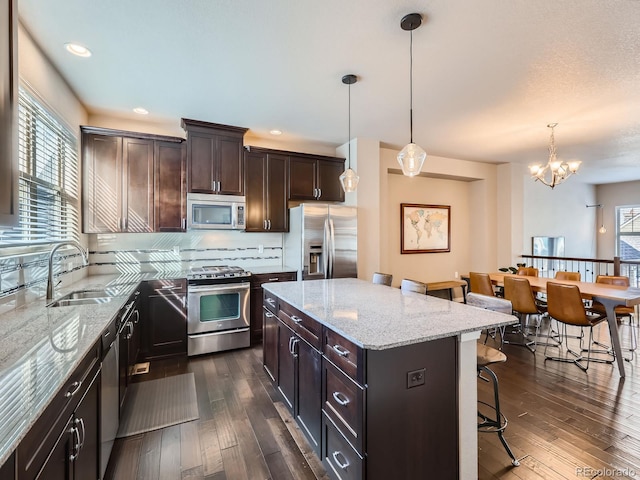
186, 193, 246, 230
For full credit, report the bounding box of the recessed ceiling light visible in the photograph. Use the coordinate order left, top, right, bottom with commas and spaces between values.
64, 43, 92, 57
133, 107, 149, 115
269, 129, 283, 136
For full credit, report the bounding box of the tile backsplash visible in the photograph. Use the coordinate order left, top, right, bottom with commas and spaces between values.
89, 230, 284, 275
0, 230, 285, 314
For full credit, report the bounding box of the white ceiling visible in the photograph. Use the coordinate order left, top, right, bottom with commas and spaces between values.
18, 0, 640, 184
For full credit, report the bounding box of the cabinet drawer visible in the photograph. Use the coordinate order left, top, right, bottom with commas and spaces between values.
323, 359, 364, 454
146, 278, 186, 294
101, 316, 118, 355
322, 413, 364, 480
324, 329, 363, 384
263, 289, 279, 314
18, 342, 100, 480
252, 272, 296, 286
279, 302, 322, 350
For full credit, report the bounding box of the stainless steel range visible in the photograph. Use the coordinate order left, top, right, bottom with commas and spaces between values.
187, 265, 251, 356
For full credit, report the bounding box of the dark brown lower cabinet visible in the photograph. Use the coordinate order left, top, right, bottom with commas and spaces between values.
0, 451, 14, 479
18, 357, 100, 480
262, 306, 279, 383
142, 279, 187, 359
250, 272, 296, 345
263, 294, 459, 480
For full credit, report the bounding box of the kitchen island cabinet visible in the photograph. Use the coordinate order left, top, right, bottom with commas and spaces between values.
249, 270, 296, 345
263, 278, 516, 480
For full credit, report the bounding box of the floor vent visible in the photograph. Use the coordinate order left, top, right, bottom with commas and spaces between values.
131, 362, 150, 375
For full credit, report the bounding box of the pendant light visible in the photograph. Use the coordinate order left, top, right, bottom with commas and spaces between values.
599, 206, 607, 234
397, 13, 426, 177
339, 74, 360, 193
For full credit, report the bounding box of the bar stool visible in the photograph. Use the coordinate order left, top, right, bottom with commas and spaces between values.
477, 343, 520, 467
372, 272, 393, 286
467, 292, 514, 347
400, 278, 427, 294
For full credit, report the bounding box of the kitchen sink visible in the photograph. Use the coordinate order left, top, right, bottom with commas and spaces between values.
47, 289, 121, 307
48, 296, 115, 307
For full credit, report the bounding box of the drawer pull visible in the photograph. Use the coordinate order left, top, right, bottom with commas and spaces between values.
268, 278, 279, 281
65, 380, 82, 398
266, 298, 276, 306
332, 344, 350, 357
332, 391, 350, 406
291, 315, 303, 324
265, 312, 275, 318
332, 451, 350, 470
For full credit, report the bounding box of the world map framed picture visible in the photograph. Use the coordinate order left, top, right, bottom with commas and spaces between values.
401, 203, 451, 254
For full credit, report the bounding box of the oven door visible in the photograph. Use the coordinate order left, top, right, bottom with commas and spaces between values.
187, 282, 250, 335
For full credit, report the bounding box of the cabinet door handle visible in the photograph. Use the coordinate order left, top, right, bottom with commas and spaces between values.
134, 309, 140, 324
212, 180, 216, 192
332, 344, 350, 357
75, 417, 86, 451
317, 188, 322, 199
65, 380, 82, 398
268, 278, 279, 282
332, 451, 350, 470
217, 181, 221, 192
291, 315, 303, 324
268, 219, 271, 230
182, 218, 186, 230
292, 338, 299, 357
263, 219, 267, 230
332, 391, 350, 406
288, 336, 294, 354
69, 426, 80, 461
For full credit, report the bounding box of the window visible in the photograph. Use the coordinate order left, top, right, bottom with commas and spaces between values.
616, 205, 640, 261
0, 87, 79, 245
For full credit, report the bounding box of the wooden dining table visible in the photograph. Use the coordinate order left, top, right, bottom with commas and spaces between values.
487, 273, 640, 378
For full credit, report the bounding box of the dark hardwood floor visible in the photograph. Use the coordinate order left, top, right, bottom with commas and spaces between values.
106, 318, 640, 480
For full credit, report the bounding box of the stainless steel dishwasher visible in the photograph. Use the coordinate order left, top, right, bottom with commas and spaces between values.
100, 314, 119, 479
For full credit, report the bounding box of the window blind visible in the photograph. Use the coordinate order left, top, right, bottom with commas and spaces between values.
617, 206, 640, 261
0, 87, 79, 245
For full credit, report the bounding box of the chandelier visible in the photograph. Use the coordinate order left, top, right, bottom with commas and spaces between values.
528, 123, 581, 189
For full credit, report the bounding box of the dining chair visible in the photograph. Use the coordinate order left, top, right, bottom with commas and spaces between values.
544, 281, 614, 371
467, 293, 514, 347
516, 267, 539, 277
591, 275, 636, 361
555, 271, 580, 281
469, 272, 495, 297
503, 276, 546, 352
400, 278, 427, 295
372, 272, 393, 286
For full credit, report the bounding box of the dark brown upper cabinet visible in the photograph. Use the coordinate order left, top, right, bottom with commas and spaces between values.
0, 0, 18, 227
81, 126, 184, 233
244, 147, 289, 232
289, 154, 345, 202
181, 118, 247, 195
154, 141, 186, 232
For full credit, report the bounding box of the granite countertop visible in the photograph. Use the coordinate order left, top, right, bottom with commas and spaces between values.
0, 265, 294, 466
247, 265, 297, 275
0, 272, 190, 467
263, 278, 517, 350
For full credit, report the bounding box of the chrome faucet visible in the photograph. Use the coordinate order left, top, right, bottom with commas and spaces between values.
46, 240, 89, 301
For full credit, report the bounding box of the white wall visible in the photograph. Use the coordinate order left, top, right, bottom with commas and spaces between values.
596, 180, 640, 258
522, 177, 596, 257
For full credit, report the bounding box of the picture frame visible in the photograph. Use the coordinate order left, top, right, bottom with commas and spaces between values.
401, 203, 451, 254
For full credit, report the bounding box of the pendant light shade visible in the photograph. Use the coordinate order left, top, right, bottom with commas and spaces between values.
397, 13, 426, 177
339, 74, 359, 193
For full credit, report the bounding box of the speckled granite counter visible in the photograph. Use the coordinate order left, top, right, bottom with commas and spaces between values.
0, 271, 189, 467
263, 278, 516, 350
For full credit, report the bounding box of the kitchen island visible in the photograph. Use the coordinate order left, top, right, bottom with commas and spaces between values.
262, 278, 516, 480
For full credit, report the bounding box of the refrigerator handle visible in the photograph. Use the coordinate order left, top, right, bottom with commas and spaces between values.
329, 218, 336, 278
323, 218, 330, 279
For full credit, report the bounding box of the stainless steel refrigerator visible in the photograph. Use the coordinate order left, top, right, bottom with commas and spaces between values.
284, 204, 357, 280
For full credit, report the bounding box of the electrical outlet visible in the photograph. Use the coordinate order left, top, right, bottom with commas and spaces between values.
258, 244, 264, 253
407, 368, 426, 388
454, 271, 459, 279
172, 245, 180, 255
